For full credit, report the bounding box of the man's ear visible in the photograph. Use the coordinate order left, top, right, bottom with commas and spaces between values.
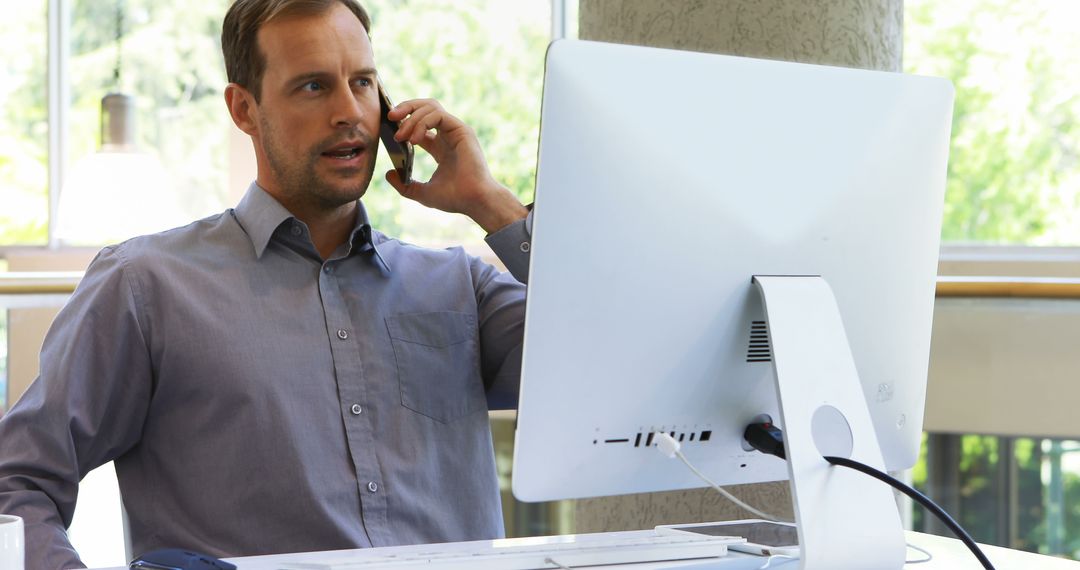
224, 83, 258, 136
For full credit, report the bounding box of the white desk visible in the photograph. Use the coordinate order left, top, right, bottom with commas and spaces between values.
96, 529, 1080, 570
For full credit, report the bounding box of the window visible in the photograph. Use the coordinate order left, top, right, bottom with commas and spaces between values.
361, 0, 550, 249
62, 0, 231, 245
905, 0, 1080, 245
905, 1, 1080, 558
914, 434, 1080, 559
0, 0, 555, 253
0, 1, 49, 246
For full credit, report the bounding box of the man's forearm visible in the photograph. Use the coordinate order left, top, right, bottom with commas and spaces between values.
468, 183, 529, 236
0, 393, 86, 569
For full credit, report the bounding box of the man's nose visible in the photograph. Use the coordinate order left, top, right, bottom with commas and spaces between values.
330, 84, 366, 128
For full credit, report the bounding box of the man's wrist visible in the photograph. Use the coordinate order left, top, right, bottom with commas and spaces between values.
469, 184, 529, 235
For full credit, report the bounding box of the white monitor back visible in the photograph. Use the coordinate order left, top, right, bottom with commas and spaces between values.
512, 40, 953, 502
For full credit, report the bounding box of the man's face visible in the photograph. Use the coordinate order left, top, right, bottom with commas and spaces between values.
250, 3, 380, 210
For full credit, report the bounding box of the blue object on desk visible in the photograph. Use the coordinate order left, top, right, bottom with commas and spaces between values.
129, 549, 237, 570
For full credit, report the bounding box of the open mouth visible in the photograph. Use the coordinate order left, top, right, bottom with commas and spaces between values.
322, 147, 363, 160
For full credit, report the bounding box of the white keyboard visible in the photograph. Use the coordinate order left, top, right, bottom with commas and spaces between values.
278, 531, 743, 569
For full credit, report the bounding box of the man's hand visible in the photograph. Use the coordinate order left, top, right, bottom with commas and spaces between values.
385, 99, 528, 234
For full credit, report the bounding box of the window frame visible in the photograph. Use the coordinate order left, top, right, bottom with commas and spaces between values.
46, 0, 70, 249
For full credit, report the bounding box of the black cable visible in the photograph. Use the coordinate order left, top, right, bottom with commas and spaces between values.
114, 0, 125, 86
743, 422, 995, 569
824, 455, 996, 570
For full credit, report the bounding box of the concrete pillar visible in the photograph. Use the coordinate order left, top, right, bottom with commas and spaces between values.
573, 0, 904, 533
579, 0, 902, 72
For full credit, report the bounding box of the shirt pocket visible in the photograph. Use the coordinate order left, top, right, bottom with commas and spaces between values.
385, 311, 485, 423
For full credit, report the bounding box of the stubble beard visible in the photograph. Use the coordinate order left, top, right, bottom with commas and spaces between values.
260, 116, 377, 211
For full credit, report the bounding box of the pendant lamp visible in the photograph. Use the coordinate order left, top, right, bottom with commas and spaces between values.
56, 0, 182, 246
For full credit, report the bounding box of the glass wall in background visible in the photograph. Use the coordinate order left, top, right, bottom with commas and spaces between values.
63, 0, 232, 244
9, 3, 1069, 244
0, 1, 49, 246
0, 0, 551, 251
905, 0, 1080, 560
905, 0, 1080, 245
362, 0, 550, 248
1, 0, 234, 249
913, 434, 1080, 560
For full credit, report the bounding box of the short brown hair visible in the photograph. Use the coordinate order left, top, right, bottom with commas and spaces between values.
222, 0, 371, 102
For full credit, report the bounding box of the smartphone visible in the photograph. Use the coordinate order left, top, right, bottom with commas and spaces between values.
656, 520, 800, 557
377, 79, 414, 184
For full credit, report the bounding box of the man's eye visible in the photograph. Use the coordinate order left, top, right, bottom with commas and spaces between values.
355, 78, 373, 88
301, 81, 323, 92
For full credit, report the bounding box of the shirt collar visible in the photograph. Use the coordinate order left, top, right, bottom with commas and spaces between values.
233, 182, 385, 269
234, 183, 293, 259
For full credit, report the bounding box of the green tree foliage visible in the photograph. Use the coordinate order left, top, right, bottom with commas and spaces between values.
912, 434, 1080, 559
906, 0, 1080, 244
0, 1, 49, 244
363, 0, 549, 245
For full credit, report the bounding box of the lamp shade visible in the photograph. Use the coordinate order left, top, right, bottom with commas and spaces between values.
56, 93, 185, 246
101, 93, 137, 150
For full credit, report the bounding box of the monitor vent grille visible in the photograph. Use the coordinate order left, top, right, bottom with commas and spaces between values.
746, 320, 772, 362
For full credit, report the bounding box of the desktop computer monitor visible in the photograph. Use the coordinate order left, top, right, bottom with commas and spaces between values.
512, 38, 953, 532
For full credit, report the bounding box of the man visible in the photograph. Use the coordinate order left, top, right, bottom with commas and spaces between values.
0, 0, 532, 567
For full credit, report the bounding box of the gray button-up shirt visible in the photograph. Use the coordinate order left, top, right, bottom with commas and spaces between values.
0, 184, 531, 569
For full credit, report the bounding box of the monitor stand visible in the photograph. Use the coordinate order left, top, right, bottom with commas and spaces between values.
753, 276, 906, 570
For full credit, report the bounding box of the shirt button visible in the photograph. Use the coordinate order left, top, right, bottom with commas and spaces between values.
337, 329, 349, 340
323, 265, 333, 274
350, 404, 363, 415
368, 481, 379, 493
290, 224, 302, 237
519, 241, 531, 253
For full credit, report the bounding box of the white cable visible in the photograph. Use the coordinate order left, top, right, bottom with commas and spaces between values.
658, 433, 935, 566
753, 545, 929, 568
653, 432, 788, 523
676, 450, 786, 522
905, 542, 934, 564
757, 554, 799, 569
